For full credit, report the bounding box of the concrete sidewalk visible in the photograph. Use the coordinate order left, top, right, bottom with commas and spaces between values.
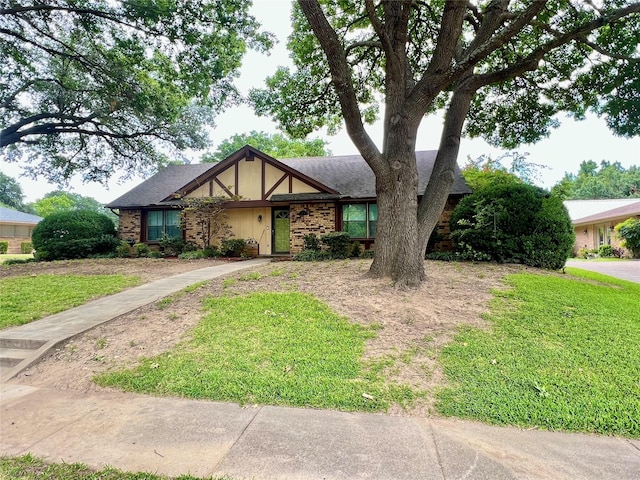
0, 258, 271, 382
1, 383, 639, 479
565, 259, 640, 283
1, 258, 639, 479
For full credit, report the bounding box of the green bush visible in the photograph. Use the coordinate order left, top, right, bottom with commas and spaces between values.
31, 210, 118, 261
615, 218, 640, 258
220, 238, 247, 257
203, 245, 220, 258
20, 242, 33, 253
158, 235, 185, 256
303, 234, 321, 251
116, 241, 132, 258
320, 232, 351, 259
598, 244, 614, 257
450, 183, 574, 270
0, 240, 8, 254
361, 249, 375, 259
178, 250, 205, 259
2, 257, 36, 265
134, 242, 150, 257
348, 241, 362, 258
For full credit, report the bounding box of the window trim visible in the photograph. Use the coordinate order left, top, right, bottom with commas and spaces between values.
341, 202, 377, 239
144, 209, 182, 242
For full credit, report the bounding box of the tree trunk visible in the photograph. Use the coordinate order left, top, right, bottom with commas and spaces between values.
369, 136, 426, 288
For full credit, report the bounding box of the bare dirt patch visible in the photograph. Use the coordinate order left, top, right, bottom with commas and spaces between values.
7, 258, 531, 415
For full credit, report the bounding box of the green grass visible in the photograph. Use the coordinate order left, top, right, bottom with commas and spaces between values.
436, 269, 640, 437
0, 454, 232, 479
0, 274, 140, 329
0, 253, 33, 264
95, 292, 417, 411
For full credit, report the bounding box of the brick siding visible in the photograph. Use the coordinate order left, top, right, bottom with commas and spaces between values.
117, 210, 141, 242
289, 203, 336, 253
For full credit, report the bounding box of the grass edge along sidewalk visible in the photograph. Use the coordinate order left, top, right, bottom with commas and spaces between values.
436, 267, 640, 438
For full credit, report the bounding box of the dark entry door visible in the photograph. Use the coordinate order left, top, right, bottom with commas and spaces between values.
272, 208, 290, 254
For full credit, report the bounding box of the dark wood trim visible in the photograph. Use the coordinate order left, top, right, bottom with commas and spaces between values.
234, 162, 239, 196
223, 200, 273, 208
209, 180, 213, 197
141, 209, 148, 242
213, 176, 234, 197
161, 145, 338, 203
264, 173, 288, 199
289, 175, 293, 193
261, 158, 266, 200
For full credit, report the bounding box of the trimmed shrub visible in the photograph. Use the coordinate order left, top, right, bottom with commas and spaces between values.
134, 242, 150, 257
20, 241, 33, 254
116, 241, 132, 258
615, 218, 640, 258
450, 183, 574, 269
0, 240, 8, 254
179, 250, 205, 259
158, 235, 185, 256
598, 244, 614, 258
348, 241, 362, 258
303, 234, 321, 251
220, 238, 247, 257
203, 245, 220, 258
2, 257, 36, 265
31, 210, 118, 261
320, 232, 351, 259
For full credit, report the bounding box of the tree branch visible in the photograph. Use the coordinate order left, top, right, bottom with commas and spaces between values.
297, 0, 383, 171
470, 3, 640, 89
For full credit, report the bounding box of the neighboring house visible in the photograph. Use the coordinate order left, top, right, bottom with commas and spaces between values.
0, 207, 42, 254
106, 146, 471, 255
564, 199, 640, 255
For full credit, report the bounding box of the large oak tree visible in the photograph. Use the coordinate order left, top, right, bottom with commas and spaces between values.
251, 0, 640, 287
0, 0, 272, 184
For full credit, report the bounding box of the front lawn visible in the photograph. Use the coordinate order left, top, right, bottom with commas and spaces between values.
0, 454, 228, 480
95, 291, 418, 411
0, 253, 33, 264
0, 274, 140, 329
436, 268, 640, 437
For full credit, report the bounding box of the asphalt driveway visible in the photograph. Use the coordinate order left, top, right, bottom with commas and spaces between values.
565, 259, 640, 283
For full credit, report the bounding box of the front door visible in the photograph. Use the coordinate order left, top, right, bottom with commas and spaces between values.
272, 208, 290, 254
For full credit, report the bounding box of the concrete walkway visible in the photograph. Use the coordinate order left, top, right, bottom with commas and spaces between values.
565, 259, 640, 283
1, 258, 639, 479
0, 258, 271, 382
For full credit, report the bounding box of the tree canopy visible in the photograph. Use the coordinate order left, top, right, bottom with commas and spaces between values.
0, 171, 27, 210
31, 190, 115, 221
552, 160, 640, 199
461, 152, 549, 190
203, 130, 329, 162
0, 1, 272, 184
251, 0, 640, 286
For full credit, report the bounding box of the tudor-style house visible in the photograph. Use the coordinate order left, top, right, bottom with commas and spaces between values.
106, 146, 471, 255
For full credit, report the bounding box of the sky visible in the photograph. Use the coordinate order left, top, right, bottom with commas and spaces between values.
2, 0, 639, 205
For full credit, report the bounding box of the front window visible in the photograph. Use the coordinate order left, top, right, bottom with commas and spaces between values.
342, 203, 377, 238
147, 210, 181, 241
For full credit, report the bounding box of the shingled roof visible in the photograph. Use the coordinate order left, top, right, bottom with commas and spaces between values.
280, 151, 470, 198
0, 207, 42, 224
106, 149, 470, 208
105, 164, 214, 208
